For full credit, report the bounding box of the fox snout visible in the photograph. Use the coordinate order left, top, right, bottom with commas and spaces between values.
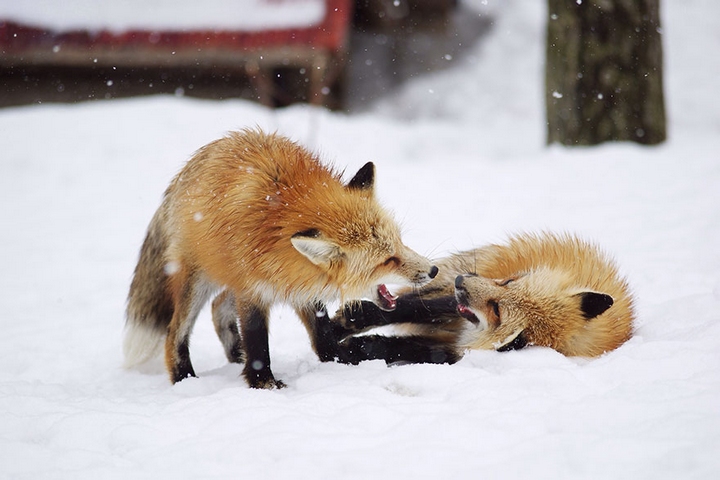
395, 247, 439, 287
424, 265, 439, 283
454, 274, 475, 305
412, 264, 439, 286
454, 274, 480, 325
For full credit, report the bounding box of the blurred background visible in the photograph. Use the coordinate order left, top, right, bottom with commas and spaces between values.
0, 0, 670, 147
0, 0, 485, 112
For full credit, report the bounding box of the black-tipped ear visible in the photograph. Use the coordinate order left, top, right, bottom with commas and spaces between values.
497, 331, 528, 352
577, 292, 614, 320
292, 228, 321, 239
347, 162, 375, 191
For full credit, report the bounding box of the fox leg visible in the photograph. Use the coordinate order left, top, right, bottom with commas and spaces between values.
338, 293, 459, 332
236, 299, 285, 389
211, 290, 244, 364
295, 302, 342, 362
335, 334, 461, 366
307, 298, 462, 366
329, 293, 462, 366
165, 272, 215, 383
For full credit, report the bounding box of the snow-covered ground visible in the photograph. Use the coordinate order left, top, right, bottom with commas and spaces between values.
1, 0, 719, 478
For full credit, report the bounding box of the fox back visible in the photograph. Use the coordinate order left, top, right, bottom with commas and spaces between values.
164, 129, 432, 306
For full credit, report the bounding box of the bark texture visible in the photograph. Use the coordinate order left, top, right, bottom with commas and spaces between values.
546, 0, 666, 145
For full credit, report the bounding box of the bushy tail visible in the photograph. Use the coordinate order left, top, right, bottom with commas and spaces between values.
124, 209, 174, 368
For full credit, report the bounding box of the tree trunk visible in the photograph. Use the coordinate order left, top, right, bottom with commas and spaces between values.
546, 0, 666, 146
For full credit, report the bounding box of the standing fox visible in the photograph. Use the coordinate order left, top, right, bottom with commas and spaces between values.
125, 128, 437, 388
325, 233, 634, 364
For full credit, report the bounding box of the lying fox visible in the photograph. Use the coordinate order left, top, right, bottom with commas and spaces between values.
124, 128, 437, 388
323, 232, 635, 364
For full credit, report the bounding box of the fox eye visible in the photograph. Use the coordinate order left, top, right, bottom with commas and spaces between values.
383, 256, 400, 267
488, 300, 501, 320
497, 277, 515, 287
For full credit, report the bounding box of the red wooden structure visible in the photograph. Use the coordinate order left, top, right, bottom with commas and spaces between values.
0, 0, 352, 107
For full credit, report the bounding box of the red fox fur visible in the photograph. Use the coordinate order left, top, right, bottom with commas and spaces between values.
124, 128, 437, 388
329, 233, 634, 364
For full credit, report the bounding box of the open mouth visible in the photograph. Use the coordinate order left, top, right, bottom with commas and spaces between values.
457, 303, 480, 325
377, 284, 398, 311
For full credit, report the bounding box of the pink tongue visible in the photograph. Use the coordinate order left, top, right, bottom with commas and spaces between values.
457, 304, 480, 324
378, 284, 397, 310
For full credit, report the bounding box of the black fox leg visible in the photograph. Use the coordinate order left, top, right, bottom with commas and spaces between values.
295, 303, 344, 362
211, 290, 244, 364
167, 316, 199, 383
172, 336, 195, 383
335, 335, 461, 366
340, 293, 459, 332
239, 302, 285, 389
166, 274, 215, 383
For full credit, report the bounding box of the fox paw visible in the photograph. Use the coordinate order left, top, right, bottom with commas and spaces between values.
251, 378, 287, 390
335, 301, 384, 331
244, 365, 287, 390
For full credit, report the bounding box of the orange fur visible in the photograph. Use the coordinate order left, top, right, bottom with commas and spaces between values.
125, 128, 436, 387
400, 233, 635, 357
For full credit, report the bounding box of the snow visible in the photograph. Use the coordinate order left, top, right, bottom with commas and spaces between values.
1, 0, 719, 479
0, 0, 325, 32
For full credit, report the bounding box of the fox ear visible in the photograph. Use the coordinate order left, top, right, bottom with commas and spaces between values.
291, 229, 342, 266
576, 292, 614, 320
347, 162, 375, 191
496, 329, 528, 352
